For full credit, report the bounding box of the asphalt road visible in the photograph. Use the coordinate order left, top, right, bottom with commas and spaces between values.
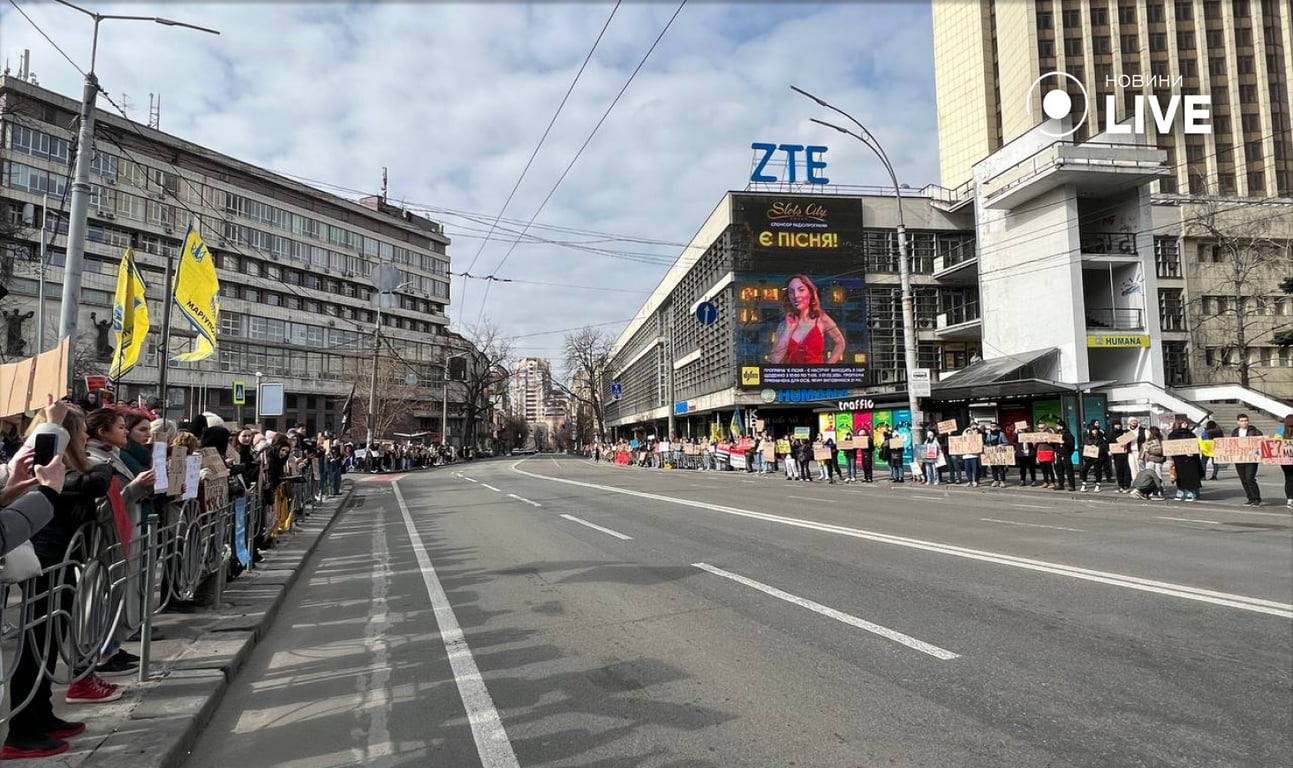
184, 456, 1293, 768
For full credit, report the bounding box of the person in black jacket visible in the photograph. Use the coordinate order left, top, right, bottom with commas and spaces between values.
1231, 414, 1263, 506
1053, 422, 1077, 492
1079, 421, 1110, 492
0, 454, 62, 556
1107, 420, 1133, 492
6, 406, 120, 759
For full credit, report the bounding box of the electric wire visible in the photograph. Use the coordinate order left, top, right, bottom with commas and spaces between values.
457, 0, 622, 317
474, 0, 688, 325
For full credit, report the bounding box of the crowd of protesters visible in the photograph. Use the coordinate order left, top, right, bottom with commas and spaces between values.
0, 395, 354, 760
588, 412, 1293, 509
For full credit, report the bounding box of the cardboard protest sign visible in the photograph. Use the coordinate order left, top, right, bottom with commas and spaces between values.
1013, 420, 1029, 432
888, 437, 906, 450
936, 419, 958, 435
813, 446, 832, 461
982, 445, 1016, 466
1115, 430, 1139, 446
1211, 436, 1264, 464
167, 447, 187, 497
948, 434, 983, 454
1082, 445, 1100, 459
1016, 431, 1060, 444
1161, 438, 1200, 456
1258, 439, 1293, 465
1108, 441, 1127, 454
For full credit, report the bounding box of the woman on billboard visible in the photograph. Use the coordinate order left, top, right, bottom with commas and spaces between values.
770, 274, 846, 364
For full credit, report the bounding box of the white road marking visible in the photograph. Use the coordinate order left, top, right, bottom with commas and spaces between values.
1010, 503, 1053, 510
912, 494, 944, 502
392, 482, 519, 768
550, 457, 559, 468
694, 563, 959, 660
981, 518, 1085, 533
1221, 508, 1293, 519
1155, 515, 1221, 525
559, 514, 632, 540
463, 477, 478, 484
481, 483, 501, 492
788, 495, 839, 504
510, 462, 1293, 619
507, 493, 542, 508
349, 512, 393, 762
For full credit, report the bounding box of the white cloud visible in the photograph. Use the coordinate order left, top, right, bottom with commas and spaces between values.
0, 0, 939, 366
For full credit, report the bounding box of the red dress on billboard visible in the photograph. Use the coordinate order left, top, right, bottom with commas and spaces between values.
785, 322, 825, 363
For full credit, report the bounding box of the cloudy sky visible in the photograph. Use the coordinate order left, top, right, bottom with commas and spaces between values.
1, 0, 939, 367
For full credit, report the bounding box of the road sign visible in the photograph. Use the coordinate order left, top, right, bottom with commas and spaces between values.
610, 381, 622, 399
259, 383, 285, 417
232, 380, 246, 406
909, 368, 932, 398
696, 301, 718, 326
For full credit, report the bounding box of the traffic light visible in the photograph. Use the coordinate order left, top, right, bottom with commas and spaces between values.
448, 356, 468, 382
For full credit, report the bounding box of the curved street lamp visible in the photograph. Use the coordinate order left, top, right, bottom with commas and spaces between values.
791, 85, 925, 448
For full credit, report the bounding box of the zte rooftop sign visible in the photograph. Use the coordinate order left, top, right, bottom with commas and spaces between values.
1027, 72, 1211, 137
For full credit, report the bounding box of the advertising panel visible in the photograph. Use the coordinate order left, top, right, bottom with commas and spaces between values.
732, 194, 869, 389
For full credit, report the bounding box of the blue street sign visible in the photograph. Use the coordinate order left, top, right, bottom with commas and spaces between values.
610, 381, 622, 399
696, 301, 718, 326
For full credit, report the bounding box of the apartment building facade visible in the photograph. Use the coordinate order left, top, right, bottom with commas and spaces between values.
0, 75, 462, 435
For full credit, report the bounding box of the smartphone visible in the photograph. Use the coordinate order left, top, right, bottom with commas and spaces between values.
33, 433, 57, 467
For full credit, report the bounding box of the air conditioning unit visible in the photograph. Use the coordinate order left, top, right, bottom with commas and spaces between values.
97, 210, 114, 220
879, 369, 901, 383
916, 317, 935, 330
104, 178, 116, 186
163, 226, 173, 234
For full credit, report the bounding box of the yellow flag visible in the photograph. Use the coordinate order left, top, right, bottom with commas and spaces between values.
173, 225, 220, 363
108, 247, 150, 379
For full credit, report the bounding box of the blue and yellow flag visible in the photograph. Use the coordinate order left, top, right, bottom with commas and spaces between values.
729, 409, 742, 439
173, 225, 220, 363
108, 247, 149, 379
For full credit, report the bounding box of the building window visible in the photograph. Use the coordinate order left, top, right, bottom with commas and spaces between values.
1203, 0, 1221, 18
1064, 37, 1084, 56
1091, 6, 1109, 25
1176, 31, 1195, 50
1159, 288, 1185, 331
1154, 236, 1181, 277
1119, 34, 1138, 52
1093, 35, 1112, 54
1163, 341, 1190, 385
1038, 10, 1054, 28
1062, 9, 1080, 27
1039, 39, 1056, 58
1174, 1, 1192, 20
1238, 56, 1255, 74
1118, 4, 1137, 23
1147, 3, 1165, 22
1150, 33, 1167, 51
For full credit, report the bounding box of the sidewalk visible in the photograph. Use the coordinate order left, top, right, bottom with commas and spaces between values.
7, 482, 357, 768
595, 458, 1292, 513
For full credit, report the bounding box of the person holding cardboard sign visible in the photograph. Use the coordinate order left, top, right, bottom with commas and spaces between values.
1079, 421, 1110, 493
1231, 414, 1263, 506
1167, 418, 1203, 501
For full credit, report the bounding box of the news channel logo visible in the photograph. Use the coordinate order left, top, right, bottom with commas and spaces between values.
1025, 71, 1089, 138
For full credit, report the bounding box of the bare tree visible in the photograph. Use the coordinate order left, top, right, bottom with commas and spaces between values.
354, 355, 423, 442
531, 422, 550, 452
1183, 199, 1291, 389
1277, 276, 1293, 350
498, 414, 530, 453
456, 321, 514, 451
559, 325, 612, 442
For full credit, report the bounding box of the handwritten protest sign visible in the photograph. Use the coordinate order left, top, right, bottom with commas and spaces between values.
982, 445, 1015, 466
1211, 436, 1264, 464
936, 419, 958, 435
1258, 439, 1293, 465
948, 434, 983, 454
1161, 438, 1200, 456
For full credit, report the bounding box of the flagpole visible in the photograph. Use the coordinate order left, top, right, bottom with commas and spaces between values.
156, 246, 176, 423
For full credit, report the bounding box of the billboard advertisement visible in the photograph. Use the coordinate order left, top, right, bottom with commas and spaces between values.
731, 194, 869, 389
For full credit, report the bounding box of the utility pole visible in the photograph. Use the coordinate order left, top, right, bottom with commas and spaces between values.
51, 2, 219, 388
366, 302, 383, 452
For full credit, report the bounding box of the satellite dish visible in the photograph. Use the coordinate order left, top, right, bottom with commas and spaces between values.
405, 373, 418, 387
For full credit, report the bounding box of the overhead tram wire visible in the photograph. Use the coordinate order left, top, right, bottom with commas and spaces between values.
456, 0, 623, 321
474, 0, 689, 325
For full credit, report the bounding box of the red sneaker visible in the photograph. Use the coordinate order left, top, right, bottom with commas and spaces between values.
44, 716, 86, 739
1, 736, 70, 760
65, 673, 123, 704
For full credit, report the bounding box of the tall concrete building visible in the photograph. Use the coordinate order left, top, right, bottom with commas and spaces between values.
511, 357, 552, 423
932, 0, 1293, 197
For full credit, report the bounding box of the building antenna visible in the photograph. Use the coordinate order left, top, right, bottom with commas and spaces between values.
148, 93, 161, 130
381, 166, 388, 203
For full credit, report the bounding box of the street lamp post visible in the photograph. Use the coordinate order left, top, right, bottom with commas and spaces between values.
441, 352, 468, 451
366, 280, 413, 452
791, 85, 925, 447
51, 1, 219, 371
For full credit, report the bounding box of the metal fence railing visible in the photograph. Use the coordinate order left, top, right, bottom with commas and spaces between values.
0, 460, 318, 724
